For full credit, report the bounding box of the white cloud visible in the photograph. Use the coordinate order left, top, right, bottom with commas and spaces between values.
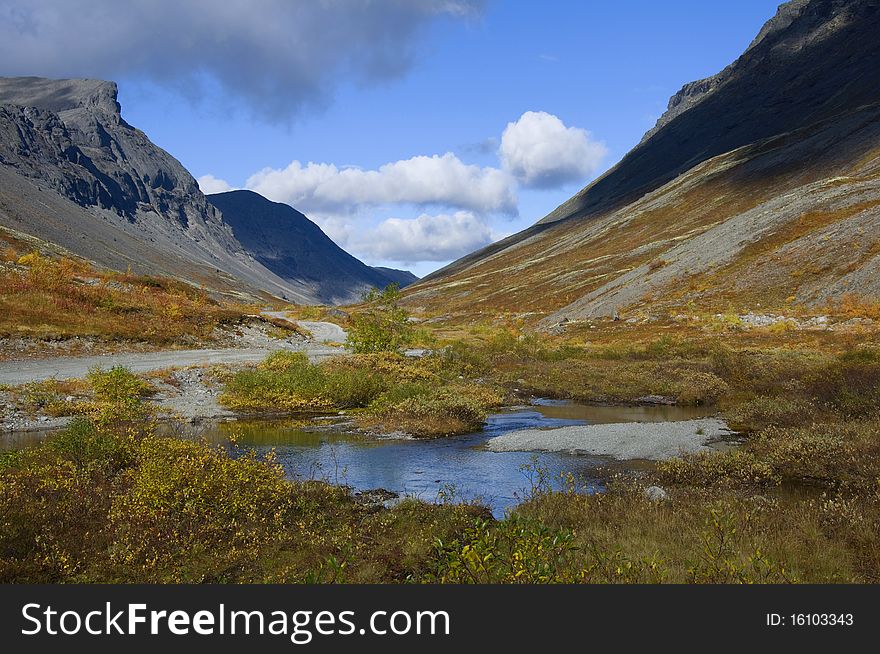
246, 154, 517, 215
196, 174, 233, 195
0, 0, 485, 121
499, 111, 607, 188
351, 211, 494, 263
196, 110, 608, 268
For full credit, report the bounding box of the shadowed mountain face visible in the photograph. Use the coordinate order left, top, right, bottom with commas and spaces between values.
371, 267, 419, 287
0, 77, 412, 304
408, 0, 880, 325
207, 190, 416, 305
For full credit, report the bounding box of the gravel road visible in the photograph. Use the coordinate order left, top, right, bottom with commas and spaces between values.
485, 418, 733, 460
0, 319, 347, 386
263, 312, 348, 344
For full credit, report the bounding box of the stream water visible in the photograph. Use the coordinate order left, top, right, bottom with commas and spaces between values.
1, 400, 717, 517
191, 400, 717, 517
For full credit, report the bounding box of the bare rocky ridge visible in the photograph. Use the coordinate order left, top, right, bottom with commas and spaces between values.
0, 77, 412, 304
407, 0, 880, 324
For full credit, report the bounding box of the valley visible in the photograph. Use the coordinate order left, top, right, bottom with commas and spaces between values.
1, 0, 879, 585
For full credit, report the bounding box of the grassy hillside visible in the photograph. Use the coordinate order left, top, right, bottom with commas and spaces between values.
3, 320, 880, 583
0, 232, 244, 347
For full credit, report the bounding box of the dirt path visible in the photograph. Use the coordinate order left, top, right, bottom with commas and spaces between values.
0, 319, 347, 385
263, 312, 348, 344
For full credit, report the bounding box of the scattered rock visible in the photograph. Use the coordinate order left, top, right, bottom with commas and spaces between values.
327, 308, 350, 320
644, 485, 669, 502
486, 418, 734, 461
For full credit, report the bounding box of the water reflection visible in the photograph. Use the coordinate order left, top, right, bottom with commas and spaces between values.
188, 401, 716, 517
2, 400, 717, 517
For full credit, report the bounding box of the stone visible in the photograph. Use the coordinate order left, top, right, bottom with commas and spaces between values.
644, 486, 669, 502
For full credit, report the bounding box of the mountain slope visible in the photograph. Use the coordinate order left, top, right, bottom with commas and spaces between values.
0, 77, 409, 305
406, 0, 880, 326
0, 77, 322, 302
207, 190, 415, 305
371, 267, 419, 287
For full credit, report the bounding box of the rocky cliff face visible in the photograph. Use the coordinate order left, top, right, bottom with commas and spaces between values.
0, 78, 215, 226
0, 77, 409, 304
407, 0, 880, 324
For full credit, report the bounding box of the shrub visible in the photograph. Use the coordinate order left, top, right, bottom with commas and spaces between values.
327, 352, 436, 383
346, 285, 415, 354
425, 518, 579, 583
687, 507, 794, 583
84, 366, 154, 427
748, 422, 879, 488
107, 438, 293, 581
0, 251, 242, 345
7, 379, 78, 417
725, 395, 818, 430
365, 384, 502, 438
804, 355, 880, 419
675, 371, 729, 405
221, 351, 390, 412
47, 417, 138, 474
657, 450, 779, 488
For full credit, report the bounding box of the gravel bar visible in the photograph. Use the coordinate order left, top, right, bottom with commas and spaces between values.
485, 418, 734, 461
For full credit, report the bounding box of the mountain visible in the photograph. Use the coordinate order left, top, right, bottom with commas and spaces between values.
371, 267, 419, 288
0, 77, 412, 304
406, 0, 880, 326
207, 190, 416, 304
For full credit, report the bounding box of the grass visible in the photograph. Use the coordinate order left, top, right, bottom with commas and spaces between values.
3, 316, 880, 583
0, 390, 858, 584
0, 249, 245, 345
220, 351, 503, 437
0, 384, 488, 582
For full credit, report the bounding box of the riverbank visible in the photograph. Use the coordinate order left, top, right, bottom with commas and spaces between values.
2, 315, 880, 583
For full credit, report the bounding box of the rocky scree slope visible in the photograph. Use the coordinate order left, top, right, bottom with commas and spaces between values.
406, 0, 880, 325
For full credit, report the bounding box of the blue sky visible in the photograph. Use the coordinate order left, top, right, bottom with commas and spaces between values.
2, 1, 783, 277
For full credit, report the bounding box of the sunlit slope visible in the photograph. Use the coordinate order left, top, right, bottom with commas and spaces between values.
405, 0, 880, 325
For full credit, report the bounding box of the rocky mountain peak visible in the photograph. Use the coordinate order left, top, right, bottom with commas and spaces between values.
410, 0, 880, 323
0, 77, 122, 122
0, 76, 205, 223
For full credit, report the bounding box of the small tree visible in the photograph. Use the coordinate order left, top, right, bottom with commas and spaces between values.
346, 284, 414, 353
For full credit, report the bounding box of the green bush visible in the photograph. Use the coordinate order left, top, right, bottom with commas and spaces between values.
47, 417, 138, 473
107, 438, 294, 581
365, 384, 502, 438
221, 351, 389, 412
85, 366, 154, 426
675, 371, 729, 405
724, 395, 818, 430
346, 285, 415, 354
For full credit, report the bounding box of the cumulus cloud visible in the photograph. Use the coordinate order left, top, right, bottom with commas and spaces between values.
195, 109, 608, 265
196, 174, 233, 195
499, 111, 607, 188
351, 211, 494, 263
0, 0, 485, 121
246, 153, 517, 215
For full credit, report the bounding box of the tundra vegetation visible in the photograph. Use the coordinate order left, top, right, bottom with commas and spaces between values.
0, 246, 246, 347
2, 265, 880, 582
3, 304, 880, 583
